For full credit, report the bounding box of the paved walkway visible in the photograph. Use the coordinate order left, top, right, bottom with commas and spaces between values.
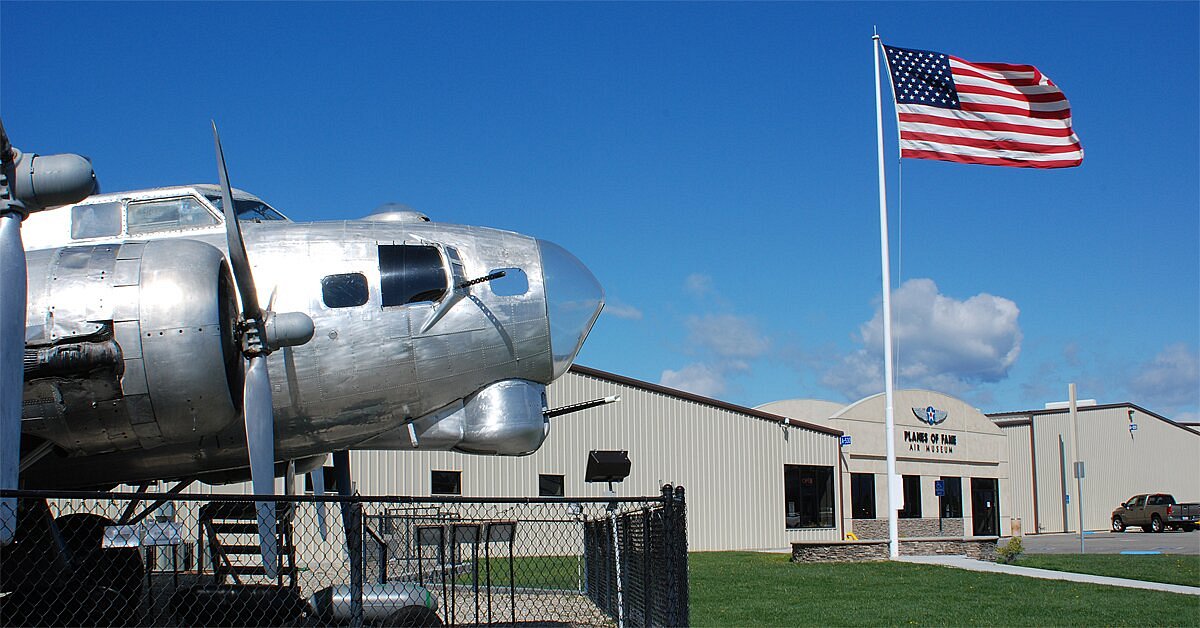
898, 555, 1200, 596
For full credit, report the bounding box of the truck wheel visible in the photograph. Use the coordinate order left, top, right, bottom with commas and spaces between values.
1150, 514, 1164, 533
1111, 516, 1125, 532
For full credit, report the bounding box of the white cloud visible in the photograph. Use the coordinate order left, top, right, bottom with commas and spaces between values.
603, 299, 643, 320
1129, 343, 1199, 410
823, 278, 1023, 399
660, 363, 728, 398
686, 314, 769, 359
683, 273, 714, 298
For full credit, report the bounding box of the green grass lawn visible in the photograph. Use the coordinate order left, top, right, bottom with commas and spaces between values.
454, 555, 581, 590
1013, 553, 1200, 587
688, 552, 1200, 627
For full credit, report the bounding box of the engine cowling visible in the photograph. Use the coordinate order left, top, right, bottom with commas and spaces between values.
23, 239, 241, 454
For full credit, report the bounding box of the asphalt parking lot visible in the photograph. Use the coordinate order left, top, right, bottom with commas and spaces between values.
1021, 530, 1200, 555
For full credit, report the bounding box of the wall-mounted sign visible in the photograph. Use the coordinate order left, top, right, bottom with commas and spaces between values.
903, 429, 958, 454
840, 435, 852, 447
913, 406, 948, 426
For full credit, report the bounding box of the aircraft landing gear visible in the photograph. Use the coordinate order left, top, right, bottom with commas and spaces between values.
0, 501, 144, 627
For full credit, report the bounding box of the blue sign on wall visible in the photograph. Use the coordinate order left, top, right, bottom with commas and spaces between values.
840, 435, 852, 446
934, 480, 945, 497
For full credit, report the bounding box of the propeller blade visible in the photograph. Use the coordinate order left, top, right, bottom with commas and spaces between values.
244, 355, 278, 579
0, 213, 24, 546
332, 450, 355, 559
310, 468, 328, 541
210, 122, 260, 319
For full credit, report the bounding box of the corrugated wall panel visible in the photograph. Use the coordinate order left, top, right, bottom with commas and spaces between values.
350, 370, 841, 551
1002, 423, 1035, 534
1027, 407, 1200, 532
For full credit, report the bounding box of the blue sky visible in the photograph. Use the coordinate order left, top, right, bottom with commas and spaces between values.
3, 2, 1197, 419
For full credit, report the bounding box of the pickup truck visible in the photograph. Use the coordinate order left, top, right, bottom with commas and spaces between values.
1111, 493, 1199, 533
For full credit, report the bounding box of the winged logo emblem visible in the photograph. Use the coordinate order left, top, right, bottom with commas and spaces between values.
913, 406, 948, 426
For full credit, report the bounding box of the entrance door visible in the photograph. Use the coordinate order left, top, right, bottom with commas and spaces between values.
971, 478, 1000, 536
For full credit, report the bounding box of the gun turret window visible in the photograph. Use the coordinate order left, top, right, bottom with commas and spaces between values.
321, 273, 370, 308
379, 245, 447, 306
128, 196, 218, 235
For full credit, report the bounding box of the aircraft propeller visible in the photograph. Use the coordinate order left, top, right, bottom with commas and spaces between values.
0, 120, 96, 545
211, 122, 314, 577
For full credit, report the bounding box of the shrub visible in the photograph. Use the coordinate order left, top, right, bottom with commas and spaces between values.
996, 537, 1023, 564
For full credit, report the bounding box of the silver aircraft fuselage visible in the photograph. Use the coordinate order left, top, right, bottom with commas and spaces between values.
19, 185, 603, 488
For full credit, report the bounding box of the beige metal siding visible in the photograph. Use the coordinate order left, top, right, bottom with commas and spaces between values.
1026, 407, 1200, 532
351, 370, 842, 550
1001, 423, 1036, 534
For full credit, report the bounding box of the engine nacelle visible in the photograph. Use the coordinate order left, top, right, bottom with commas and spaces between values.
358, 379, 549, 456
24, 239, 241, 454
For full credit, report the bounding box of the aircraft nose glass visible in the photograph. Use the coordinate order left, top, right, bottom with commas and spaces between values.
538, 239, 604, 379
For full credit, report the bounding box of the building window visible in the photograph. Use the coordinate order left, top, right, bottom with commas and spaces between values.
783, 465, 835, 529
900, 475, 922, 518
538, 474, 565, 497
321, 273, 370, 308
851, 473, 876, 519
430, 470, 461, 495
940, 477, 963, 518
379, 245, 447, 306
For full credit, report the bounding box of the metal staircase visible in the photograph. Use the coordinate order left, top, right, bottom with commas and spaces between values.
199, 501, 297, 587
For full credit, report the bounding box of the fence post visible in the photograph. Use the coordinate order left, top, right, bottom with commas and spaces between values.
346, 501, 365, 628
672, 486, 688, 627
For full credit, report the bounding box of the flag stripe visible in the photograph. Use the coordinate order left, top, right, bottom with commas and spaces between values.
897, 106, 1076, 132
899, 138, 1083, 163
901, 148, 1083, 169
960, 100, 1073, 120
886, 43, 1083, 168
900, 130, 1082, 153
897, 112, 1078, 137
955, 83, 1068, 104
952, 73, 1064, 97
899, 123, 1082, 147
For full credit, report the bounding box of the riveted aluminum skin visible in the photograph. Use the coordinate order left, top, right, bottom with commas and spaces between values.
19, 188, 603, 488
359, 379, 549, 456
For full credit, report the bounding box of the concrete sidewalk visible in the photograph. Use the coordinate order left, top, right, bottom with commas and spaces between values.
898, 555, 1200, 596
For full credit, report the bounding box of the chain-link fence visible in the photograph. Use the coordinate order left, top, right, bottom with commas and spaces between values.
0, 485, 687, 627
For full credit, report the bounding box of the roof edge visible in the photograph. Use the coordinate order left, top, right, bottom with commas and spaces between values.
568, 365, 843, 437
987, 402, 1199, 437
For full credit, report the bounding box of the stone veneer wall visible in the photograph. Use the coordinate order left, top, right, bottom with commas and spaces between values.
850, 518, 963, 539
791, 537, 998, 563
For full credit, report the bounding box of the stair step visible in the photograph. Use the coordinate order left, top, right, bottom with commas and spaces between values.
218, 564, 297, 576
218, 544, 296, 556
208, 522, 291, 535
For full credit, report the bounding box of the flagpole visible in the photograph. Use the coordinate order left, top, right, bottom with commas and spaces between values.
873, 33, 900, 560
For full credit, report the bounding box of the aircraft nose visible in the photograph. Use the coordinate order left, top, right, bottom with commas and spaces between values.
538, 239, 604, 379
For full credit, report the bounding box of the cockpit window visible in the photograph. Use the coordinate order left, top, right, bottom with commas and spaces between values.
128, 196, 218, 235
378, 245, 447, 306
205, 195, 287, 221
321, 273, 370, 308
71, 201, 122, 239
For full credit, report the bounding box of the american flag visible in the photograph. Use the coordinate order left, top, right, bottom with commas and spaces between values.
883, 44, 1083, 168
